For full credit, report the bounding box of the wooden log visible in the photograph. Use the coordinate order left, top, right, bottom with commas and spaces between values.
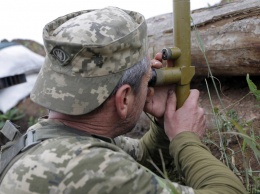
147, 0, 260, 76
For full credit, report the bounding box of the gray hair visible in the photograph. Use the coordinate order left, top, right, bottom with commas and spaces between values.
110, 56, 150, 96
86, 56, 150, 115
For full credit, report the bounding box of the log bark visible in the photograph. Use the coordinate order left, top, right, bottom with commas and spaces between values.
147, 0, 260, 76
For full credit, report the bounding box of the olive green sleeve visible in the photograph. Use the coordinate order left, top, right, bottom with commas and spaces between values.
138, 119, 173, 172
170, 132, 248, 194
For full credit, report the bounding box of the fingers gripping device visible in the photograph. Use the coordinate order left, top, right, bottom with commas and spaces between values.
148, 0, 195, 108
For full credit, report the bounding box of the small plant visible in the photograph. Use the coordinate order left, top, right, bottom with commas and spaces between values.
192, 18, 260, 193
27, 109, 45, 127
247, 74, 260, 106
27, 116, 38, 127
0, 108, 25, 128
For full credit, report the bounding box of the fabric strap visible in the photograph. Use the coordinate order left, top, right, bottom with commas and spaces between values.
0, 122, 113, 176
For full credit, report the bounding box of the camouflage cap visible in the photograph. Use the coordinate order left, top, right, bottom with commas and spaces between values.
30, 6, 147, 115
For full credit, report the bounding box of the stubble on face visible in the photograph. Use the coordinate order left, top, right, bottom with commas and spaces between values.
119, 69, 152, 135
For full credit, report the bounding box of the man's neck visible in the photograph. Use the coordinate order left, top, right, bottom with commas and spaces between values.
48, 110, 124, 138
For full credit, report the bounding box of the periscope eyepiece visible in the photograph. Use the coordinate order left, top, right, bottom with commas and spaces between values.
148, 69, 157, 87
148, 68, 182, 87
148, 47, 183, 87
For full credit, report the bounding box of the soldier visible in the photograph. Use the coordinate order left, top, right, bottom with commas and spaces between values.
0, 6, 247, 194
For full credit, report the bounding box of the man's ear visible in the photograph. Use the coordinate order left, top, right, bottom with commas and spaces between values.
115, 84, 134, 119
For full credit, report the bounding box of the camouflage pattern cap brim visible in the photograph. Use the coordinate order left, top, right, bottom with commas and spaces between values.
30, 7, 147, 115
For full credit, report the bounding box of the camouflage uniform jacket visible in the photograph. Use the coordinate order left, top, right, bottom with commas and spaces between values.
0, 119, 247, 194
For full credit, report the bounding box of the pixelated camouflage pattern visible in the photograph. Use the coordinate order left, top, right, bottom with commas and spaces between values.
30, 7, 148, 115
0, 119, 195, 194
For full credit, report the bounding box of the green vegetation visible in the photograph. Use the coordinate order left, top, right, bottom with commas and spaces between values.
247, 74, 260, 105
27, 116, 38, 127
0, 108, 24, 129
193, 18, 260, 193
205, 77, 260, 193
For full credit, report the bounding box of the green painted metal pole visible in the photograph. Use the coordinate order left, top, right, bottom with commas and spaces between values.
173, 0, 194, 108
148, 0, 195, 108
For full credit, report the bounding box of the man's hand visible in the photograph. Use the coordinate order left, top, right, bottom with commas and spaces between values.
144, 53, 206, 139
164, 89, 206, 141
144, 53, 174, 123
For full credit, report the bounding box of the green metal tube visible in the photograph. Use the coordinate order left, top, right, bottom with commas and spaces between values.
148, 0, 194, 107
153, 68, 181, 86
162, 47, 181, 60
173, 0, 192, 108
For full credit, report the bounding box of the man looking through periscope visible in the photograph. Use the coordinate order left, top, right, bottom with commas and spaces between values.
0, 6, 247, 194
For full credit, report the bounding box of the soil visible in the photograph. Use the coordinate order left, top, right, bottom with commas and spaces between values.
192, 76, 260, 191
